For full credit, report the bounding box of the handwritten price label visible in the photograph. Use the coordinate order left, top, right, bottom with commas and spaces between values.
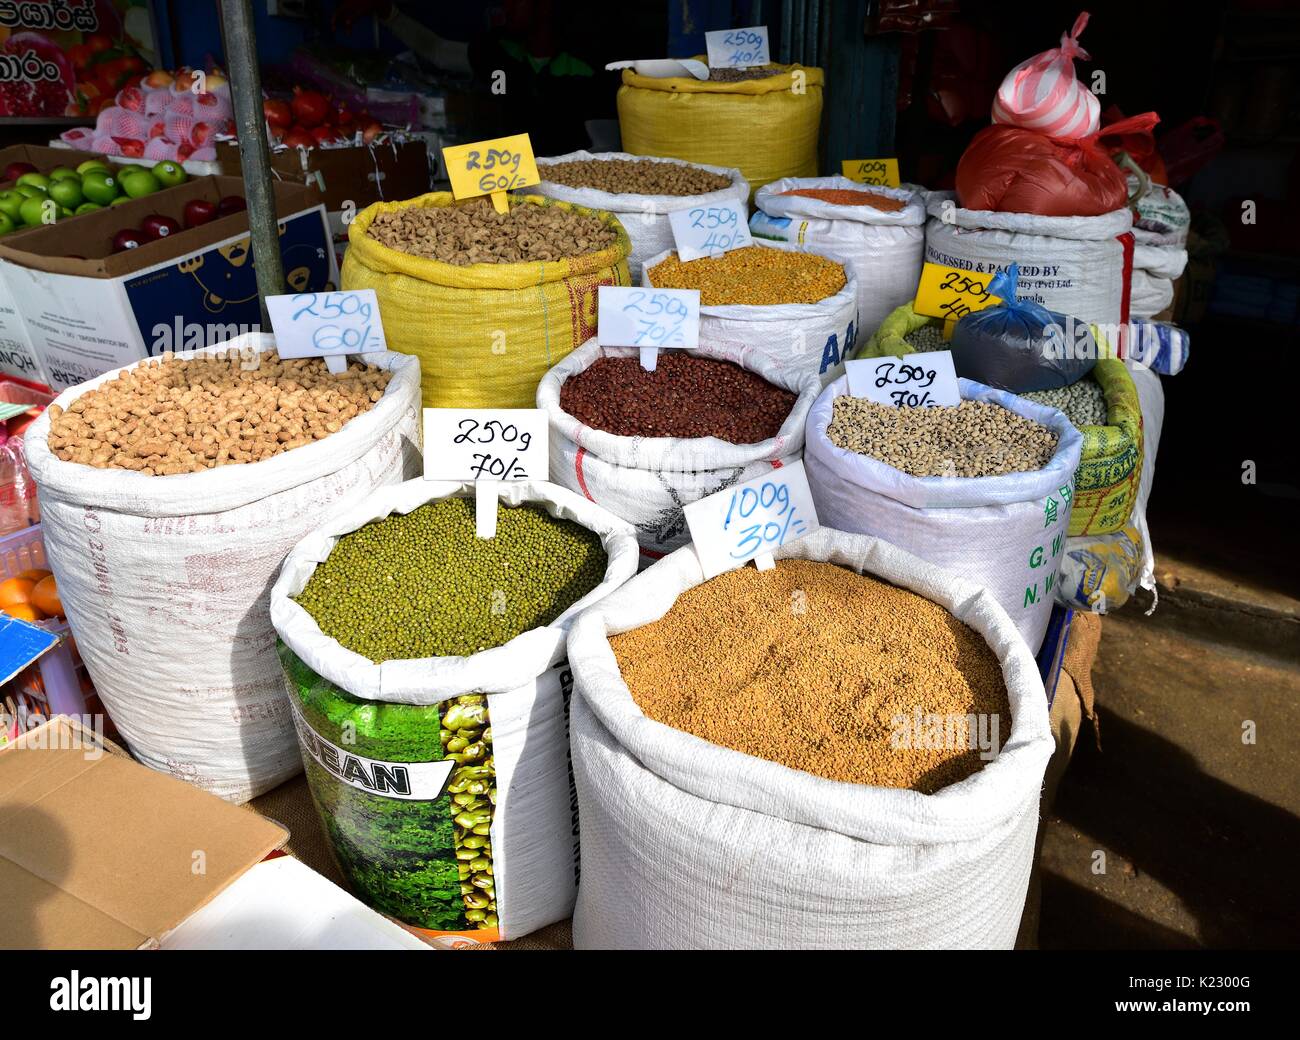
667, 200, 752, 262
845, 351, 961, 408
705, 25, 771, 69
266, 289, 387, 373
441, 133, 540, 214
684, 461, 820, 580
840, 158, 901, 188
913, 262, 1000, 322
597, 286, 700, 371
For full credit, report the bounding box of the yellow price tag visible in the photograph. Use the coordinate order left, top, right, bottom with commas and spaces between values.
442, 133, 540, 214
840, 158, 900, 188
913, 262, 1001, 322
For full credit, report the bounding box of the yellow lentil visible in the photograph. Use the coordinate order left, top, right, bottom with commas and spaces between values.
647, 245, 846, 306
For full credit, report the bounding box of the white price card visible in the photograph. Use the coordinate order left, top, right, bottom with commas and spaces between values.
668, 200, 752, 262
684, 461, 820, 580
265, 290, 388, 373
597, 286, 700, 371
422, 409, 549, 538
705, 26, 771, 69
845, 351, 962, 408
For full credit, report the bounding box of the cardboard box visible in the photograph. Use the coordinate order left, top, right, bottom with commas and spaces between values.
0, 716, 287, 950
0, 144, 119, 187
217, 138, 432, 213
0, 176, 339, 392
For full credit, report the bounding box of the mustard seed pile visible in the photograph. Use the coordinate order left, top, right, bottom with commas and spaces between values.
648, 245, 846, 306
365, 197, 619, 265
540, 158, 732, 196
612, 560, 1010, 793
827, 397, 1059, 478
45, 350, 391, 473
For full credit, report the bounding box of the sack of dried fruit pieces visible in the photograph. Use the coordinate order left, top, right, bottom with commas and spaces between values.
527, 151, 748, 282
750, 177, 926, 345
566, 526, 1054, 949
342, 193, 631, 409
22, 334, 421, 802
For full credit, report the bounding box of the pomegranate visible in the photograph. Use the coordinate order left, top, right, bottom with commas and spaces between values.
361, 120, 383, 146
0, 32, 76, 117
290, 87, 328, 128
281, 126, 315, 150
263, 98, 292, 129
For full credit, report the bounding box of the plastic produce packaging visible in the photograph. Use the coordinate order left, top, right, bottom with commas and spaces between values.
271, 478, 639, 943
22, 334, 422, 802
992, 13, 1099, 138
528, 151, 748, 282
567, 527, 1054, 949
750, 176, 925, 347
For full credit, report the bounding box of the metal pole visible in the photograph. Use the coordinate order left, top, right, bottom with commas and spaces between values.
219, 0, 283, 325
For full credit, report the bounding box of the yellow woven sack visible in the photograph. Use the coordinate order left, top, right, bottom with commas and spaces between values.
855, 302, 939, 359
341, 193, 631, 409
618, 63, 823, 200
1068, 358, 1143, 537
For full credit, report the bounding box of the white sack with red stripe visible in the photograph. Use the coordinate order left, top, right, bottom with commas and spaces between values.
992, 12, 1099, 139
537, 339, 822, 566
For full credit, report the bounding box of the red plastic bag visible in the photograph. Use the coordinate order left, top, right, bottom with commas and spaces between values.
956, 113, 1159, 217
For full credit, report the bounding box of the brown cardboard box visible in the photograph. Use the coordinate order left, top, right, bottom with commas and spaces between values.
0, 716, 287, 949
217, 139, 432, 212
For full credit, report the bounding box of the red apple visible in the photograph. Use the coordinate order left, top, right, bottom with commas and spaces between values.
111, 228, 145, 252
141, 214, 181, 240
290, 87, 328, 128
3, 161, 37, 182
114, 138, 145, 158
263, 98, 292, 130
183, 198, 217, 228
310, 124, 338, 145
361, 121, 383, 146
216, 194, 246, 217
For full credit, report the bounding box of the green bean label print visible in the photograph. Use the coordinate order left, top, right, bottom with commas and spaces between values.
278, 642, 500, 938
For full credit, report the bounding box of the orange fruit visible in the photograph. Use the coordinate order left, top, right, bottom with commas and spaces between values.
0, 577, 37, 610
31, 575, 62, 619
16, 568, 51, 583
3, 603, 44, 622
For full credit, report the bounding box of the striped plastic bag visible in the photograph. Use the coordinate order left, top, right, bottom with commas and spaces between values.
992, 12, 1099, 139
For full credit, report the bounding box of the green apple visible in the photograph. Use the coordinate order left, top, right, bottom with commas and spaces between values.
76, 158, 112, 175
18, 195, 54, 226
74, 201, 101, 214
80, 170, 118, 205
151, 160, 187, 188
48, 167, 79, 183
47, 178, 83, 209
109, 195, 133, 207
15, 183, 46, 199
0, 190, 23, 221
0, 212, 13, 236
15, 172, 51, 192
121, 170, 161, 198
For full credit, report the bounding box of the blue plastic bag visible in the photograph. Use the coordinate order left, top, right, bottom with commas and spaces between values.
950, 263, 1098, 393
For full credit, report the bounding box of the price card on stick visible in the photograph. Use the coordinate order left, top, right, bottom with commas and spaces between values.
265, 289, 388, 373
422, 409, 549, 538
441, 133, 540, 215
684, 461, 820, 580
705, 26, 771, 68
840, 158, 901, 188
597, 286, 700, 371
912, 262, 1000, 322
668, 200, 752, 262
845, 351, 962, 408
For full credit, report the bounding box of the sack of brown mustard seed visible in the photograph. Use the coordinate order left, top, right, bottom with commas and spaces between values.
526, 151, 749, 282
537, 338, 821, 565
567, 526, 1055, 949
22, 334, 422, 802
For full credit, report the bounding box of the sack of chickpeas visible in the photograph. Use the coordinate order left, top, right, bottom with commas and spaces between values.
750, 176, 926, 342
537, 338, 821, 565
341, 192, 631, 410
642, 241, 859, 387
804, 377, 1083, 652
567, 526, 1055, 949
22, 334, 422, 802
270, 477, 639, 944
526, 151, 748, 282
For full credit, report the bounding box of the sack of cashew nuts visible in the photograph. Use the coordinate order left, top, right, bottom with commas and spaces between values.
341, 192, 632, 410
22, 333, 422, 803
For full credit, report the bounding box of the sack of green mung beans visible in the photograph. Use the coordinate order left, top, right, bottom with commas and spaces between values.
526, 151, 748, 282
804, 377, 1083, 652
269, 478, 638, 944
537, 338, 821, 564
642, 241, 859, 387
23, 333, 422, 803
567, 526, 1054, 949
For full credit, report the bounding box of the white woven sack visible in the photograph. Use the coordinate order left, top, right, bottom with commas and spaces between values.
751, 177, 925, 348
643, 239, 859, 387
1130, 268, 1174, 320
22, 334, 422, 802
1130, 229, 1188, 319
924, 193, 1134, 327
568, 526, 1054, 949
537, 338, 821, 564
527, 151, 748, 282
271, 478, 639, 940
804, 376, 1083, 652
